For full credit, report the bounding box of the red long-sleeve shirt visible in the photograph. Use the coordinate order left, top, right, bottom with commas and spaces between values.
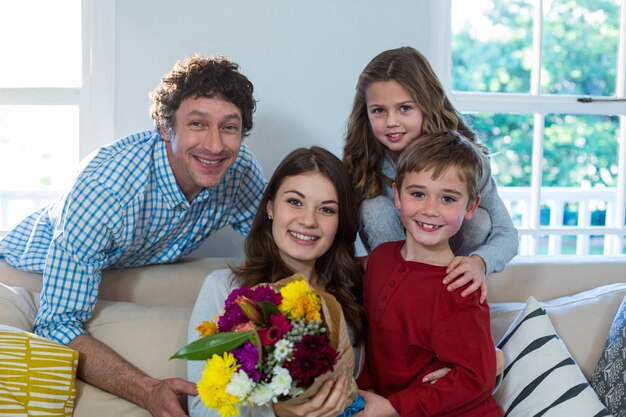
359, 241, 502, 417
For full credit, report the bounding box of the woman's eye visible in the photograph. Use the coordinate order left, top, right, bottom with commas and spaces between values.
400, 105, 413, 112
286, 198, 302, 207
370, 107, 384, 115
320, 207, 337, 215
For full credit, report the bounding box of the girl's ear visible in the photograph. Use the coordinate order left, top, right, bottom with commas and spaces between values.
464, 195, 481, 221
266, 200, 274, 220
393, 183, 402, 210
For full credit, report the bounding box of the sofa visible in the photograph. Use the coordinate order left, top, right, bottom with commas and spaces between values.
1, 255, 625, 417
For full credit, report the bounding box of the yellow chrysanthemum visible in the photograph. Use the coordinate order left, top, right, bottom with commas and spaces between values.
198, 353, 241, 417
279, 280, 321, 322
196, 320, 217, 337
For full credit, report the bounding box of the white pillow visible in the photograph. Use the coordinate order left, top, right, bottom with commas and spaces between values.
495, 296, 612, 417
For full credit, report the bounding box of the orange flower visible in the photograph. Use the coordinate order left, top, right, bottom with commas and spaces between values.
196, 320, 217, 337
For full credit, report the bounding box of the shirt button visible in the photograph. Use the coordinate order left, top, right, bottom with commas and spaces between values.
398, 265, 406, 272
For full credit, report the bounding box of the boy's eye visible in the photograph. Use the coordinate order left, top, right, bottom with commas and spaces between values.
410, 191, 425, 199
442, 196, 457, 203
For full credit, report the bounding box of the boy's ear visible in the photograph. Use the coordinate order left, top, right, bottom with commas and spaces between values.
393, 183, 402, 210
464, 195, 481, 220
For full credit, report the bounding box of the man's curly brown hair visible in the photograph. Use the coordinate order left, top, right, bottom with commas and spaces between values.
149, 53, 256, 137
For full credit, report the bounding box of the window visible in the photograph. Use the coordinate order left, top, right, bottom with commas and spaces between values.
0, 0, 114, 233
432, 0, 626, 256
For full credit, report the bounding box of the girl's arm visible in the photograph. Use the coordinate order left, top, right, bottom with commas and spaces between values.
469, 158, 519, 275
443, 157, 519, 300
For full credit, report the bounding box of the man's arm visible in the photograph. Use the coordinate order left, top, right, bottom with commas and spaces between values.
70, 334, 197, 416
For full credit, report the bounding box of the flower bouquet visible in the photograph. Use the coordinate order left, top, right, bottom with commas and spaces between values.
172, 274, 358, 417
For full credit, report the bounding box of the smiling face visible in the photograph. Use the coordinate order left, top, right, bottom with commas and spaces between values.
266, 172, 339, 279
161, 96, 243, 202
394, 167, 479, 260
366, 79, 424, 161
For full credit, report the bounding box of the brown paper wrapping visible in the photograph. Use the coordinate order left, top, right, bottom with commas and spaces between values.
268, 274, 359, 405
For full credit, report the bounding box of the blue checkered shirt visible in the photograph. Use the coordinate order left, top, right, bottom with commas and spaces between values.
0, 130, 266, 344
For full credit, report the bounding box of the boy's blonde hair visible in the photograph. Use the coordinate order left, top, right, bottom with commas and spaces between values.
395, 131, 484, 204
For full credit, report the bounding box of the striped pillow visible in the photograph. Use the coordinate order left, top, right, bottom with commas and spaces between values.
0, 325, 79, 417
494, 297, 612, 417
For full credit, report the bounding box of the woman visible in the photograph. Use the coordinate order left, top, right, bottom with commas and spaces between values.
188, 146, 365, 417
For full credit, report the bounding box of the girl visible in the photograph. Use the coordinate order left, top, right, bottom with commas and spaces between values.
343, 46, 518, 302
187, 146, 367, 417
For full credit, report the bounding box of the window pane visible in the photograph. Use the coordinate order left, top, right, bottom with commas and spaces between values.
451, 0, 533, 93
541, 0, 621, 95
466, 112, 534, 186
0, 0, 81, 87
0, 105, 79, 190
543, 114, 619, 187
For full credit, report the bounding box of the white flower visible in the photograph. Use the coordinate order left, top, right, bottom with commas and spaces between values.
225, 370, 255, 399
269, 366, 293, 399
248, 383, 274, 405
273, 339, 293, 362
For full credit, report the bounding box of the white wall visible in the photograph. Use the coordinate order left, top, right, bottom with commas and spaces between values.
114, 0, 432, 257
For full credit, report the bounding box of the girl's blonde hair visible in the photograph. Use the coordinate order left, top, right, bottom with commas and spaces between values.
343, 46, 484, 204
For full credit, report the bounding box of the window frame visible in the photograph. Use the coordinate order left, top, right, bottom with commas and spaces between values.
0, 0, 114, 234
430, 0, 626, 256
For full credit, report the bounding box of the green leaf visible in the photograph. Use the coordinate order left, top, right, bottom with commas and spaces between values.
259, 301, 281, 322
170, 330, 256, 360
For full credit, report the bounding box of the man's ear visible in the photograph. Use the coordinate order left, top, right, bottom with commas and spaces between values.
393, 183, 402, 210
159, 125, 171, 142
464, 195, 481, 220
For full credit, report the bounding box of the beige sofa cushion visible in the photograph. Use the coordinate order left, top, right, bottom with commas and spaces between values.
0, 284, 191, 417
0, 282, 36, 331
490, 283, 626, 379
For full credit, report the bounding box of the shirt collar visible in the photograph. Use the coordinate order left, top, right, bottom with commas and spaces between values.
153, 131, 214, 208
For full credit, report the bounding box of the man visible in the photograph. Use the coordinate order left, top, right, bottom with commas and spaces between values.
0, 54, 266, 417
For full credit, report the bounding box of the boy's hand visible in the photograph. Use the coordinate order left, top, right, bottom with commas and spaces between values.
443, 255, 488, 303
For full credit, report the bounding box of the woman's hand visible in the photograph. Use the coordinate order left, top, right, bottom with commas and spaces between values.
443, 255, 488, 303
354, 390, 399, 417
273, 374, 349, 417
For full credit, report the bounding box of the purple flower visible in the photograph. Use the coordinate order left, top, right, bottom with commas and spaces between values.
219, 287, 255, 331
251, 284, 282, 305
283, 334, 337, 388
232, 341, 261, 381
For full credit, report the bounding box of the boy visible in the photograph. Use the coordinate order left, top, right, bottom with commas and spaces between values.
357, 131, 502, 417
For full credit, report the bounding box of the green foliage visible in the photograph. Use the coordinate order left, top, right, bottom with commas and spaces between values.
171, 330, 257, 361
453, 0, 622, 188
